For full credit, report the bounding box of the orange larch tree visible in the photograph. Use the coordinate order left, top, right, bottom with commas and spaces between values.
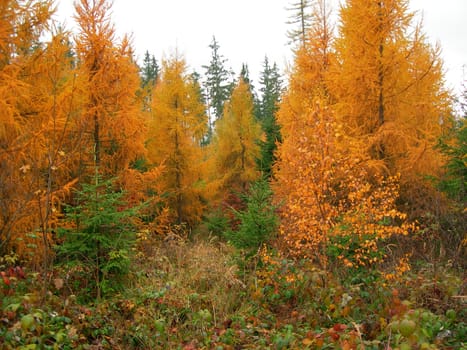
206, 77, 263, 204
146, 55, 208, 226
274, 0, 412, 268
22, 29, 83, 268
0, 0, 59, 260
278, 0, 334, 135
330, 0, 452, 215
74, 0, 146, 179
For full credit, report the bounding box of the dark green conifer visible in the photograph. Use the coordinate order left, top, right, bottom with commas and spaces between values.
203, 36, 234, 121
56, 176, 140, 300
257, 57, 283, 177
141, 50, 159, 87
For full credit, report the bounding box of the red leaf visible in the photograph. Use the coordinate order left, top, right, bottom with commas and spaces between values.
2, 275, 11, 286
333, 323, 348, 332
15, 266, 25, 279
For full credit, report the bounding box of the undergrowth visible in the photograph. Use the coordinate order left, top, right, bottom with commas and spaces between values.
1, 231, 465, 349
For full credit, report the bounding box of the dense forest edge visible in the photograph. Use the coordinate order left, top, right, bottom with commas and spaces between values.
0, 0, 465, 349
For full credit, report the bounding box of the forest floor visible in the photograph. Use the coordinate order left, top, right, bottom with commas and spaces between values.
0, 230, 465, 349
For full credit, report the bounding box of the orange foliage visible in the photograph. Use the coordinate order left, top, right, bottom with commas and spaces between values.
205, 78, 262, 205
74, 0, 146, 177
147, 55, 208, 226
117, 166, 168, 233
0, 0, 455, 271
0, 1, 73, 262
274, 101, 339, 261
279, 0, 334, 132
330, 0, 452, 215
273, 0, 450, 268
331, 173, 416, 268
273, 5, 337, 263
275, 100, 413, 267
384, 254, 411, 281
0, 0, 148, 263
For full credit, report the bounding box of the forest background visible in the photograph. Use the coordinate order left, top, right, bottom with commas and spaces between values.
0, 0, 465, 349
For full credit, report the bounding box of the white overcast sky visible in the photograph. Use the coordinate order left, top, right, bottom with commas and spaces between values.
55, 0, 467, 96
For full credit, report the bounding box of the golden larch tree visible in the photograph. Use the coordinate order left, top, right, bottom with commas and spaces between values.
279, 0, 334, 135
207, 78, 262, 203
147, 55, 208, 226
0, 0, 58, 259
21, 29, 84, 267
330, 0, 452, 214
74, 0, 146, 178
274, 0, 412, 267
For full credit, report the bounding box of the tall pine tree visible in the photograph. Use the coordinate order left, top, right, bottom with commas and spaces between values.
139, 51, 159, 112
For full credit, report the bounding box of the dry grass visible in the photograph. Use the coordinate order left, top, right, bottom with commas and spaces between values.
131, 234, 248, 325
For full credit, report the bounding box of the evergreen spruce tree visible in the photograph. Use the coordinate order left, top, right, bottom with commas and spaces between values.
240, 63, 260, 118
140, 50, 160, 112
141, 50, 159, 87
203, 36, 234, 122
257, 57, 283, 177
225, 179, 278, 254
239, 63, 253, 89
437, 84, 467, 202
56, 176, 140, 300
